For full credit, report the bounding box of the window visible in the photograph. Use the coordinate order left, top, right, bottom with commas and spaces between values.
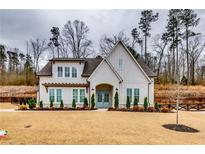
56, 89, 62, 102
80, 89, 85, 103
73, 89, 78, 102
49, 89, 55, 102
134, 88, 140, 101
97, 93, 103, 102
57, 66, 63, 77
119, 58, 123, 70
72, 67, 77, 78
65, 67, 70, 77
126, 88, 132, 103
104, 93, 109, 102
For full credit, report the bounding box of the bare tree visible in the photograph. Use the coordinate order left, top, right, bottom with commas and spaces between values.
99, 31, 130, 56
62, 20, 94, 58
186, 36, 205, 84
152, 34, 168, 83
29, 38, 47, 73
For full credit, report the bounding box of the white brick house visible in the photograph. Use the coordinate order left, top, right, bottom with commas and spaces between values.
37, 41, 156, 108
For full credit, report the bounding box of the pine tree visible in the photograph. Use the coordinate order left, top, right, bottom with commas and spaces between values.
164, 9, 182, 83
180, 9, 200, 84
138, 10, 159, 64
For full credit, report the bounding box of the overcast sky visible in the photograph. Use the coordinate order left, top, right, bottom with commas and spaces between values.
1, 9, 205, 63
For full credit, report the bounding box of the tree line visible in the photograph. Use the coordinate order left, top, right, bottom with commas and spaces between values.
0, 9, 204, 86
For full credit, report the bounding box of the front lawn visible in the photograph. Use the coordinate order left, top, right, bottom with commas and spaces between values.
0, 110, 205, 144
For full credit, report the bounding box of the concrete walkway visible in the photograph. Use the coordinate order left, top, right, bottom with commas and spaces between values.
0, 109, 15, 112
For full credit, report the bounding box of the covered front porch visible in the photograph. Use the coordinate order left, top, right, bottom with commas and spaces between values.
95, 84, 113, 108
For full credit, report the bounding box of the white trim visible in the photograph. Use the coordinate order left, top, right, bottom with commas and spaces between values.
88, 59, 123, 82
105, 40, 152, 82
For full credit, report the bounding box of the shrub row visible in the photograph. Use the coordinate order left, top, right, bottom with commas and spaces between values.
108, 106, 170, 113
19, 105, 97, 111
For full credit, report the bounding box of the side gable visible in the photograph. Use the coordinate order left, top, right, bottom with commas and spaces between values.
36, 61, 52, 76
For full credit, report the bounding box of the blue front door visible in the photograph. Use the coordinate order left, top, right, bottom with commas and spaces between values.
96, 91, 110, 108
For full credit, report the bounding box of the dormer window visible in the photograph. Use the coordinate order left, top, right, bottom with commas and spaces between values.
72, 67, 77, 78
57, 66, 63, 77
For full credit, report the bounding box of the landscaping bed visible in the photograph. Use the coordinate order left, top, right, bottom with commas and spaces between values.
162, 124, 199, 133
107, 106, 172, 113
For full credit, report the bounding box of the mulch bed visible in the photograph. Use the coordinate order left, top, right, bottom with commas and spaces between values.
162, 124, 199, 133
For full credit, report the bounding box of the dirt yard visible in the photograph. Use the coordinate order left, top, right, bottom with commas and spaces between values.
0, 109, 205, 145
0, 103, 18, 109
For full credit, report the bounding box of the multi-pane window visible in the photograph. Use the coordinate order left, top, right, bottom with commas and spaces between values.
57, 66, 63, 77
126, 88, 132, 102
56, 89, 62, 102
119, 58, 123, 70
80, 89, 85, 103
73, 89, 78, 102
65, 67, 70, 77
104, 93, 109, 102
134, 88, 140, 102
49, 89, 55, 102
72, 67, 77, 78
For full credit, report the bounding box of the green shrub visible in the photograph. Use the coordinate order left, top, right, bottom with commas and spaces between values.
50, 100, 54, 108
114, 91, 119, 109
60, 100, 64, 108
27, 98, 36, 109
126, 96, 131, 109
134, 97, 139, 106
83, 97, 88, 108
72, 99, 76, 109
144, 97, 148, 111
91, 93, 95, 109
154, 102, 159, 111
39, 101, 43, 108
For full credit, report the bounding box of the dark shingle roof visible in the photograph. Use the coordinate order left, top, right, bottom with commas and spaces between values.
136, 57, 157, 77
37, 56, 156, 77
81, 58, 103, 77
36, 61, 52, 76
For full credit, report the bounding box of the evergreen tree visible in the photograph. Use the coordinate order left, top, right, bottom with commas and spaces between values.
114, 91, 119, 109
134, 97, 139, 106
50, 27, 60, 58
164, 9, 182, 83
138, 10, 159, 64
180, 9, 200, 84
72, 99, 76, 109
91, 93, 95, 109
144, 97, 148, 111
83, 97, 88, 108
126, 96, 131, 109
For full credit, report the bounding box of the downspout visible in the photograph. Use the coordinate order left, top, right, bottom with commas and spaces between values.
148, 81, 151, 106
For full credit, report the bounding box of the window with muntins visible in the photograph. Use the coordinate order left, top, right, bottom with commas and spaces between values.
72, 67, 77, 78
57, 66, 63, 77
134, 88, 140, 102
73, 89, 78, 102
80, 89, 85, 103
49, 89, 55, 102
65, 67, 70, 77
56, 89, 62, 102
126, 88, 132, 102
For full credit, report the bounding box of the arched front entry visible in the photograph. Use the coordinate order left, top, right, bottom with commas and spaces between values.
96, 83, 113, 108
